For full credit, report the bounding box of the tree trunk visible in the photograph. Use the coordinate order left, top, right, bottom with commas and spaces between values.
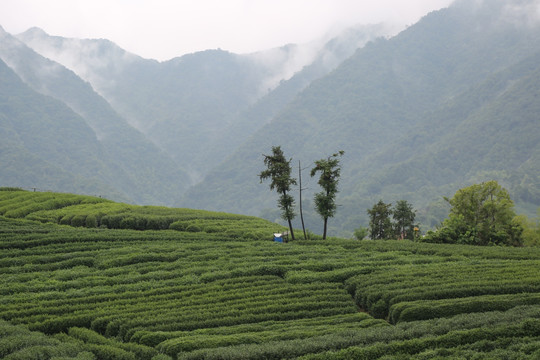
322, 217, 328, 240
287, 218, 295, 241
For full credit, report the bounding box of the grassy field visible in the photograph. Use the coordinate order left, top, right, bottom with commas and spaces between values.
1, 189, 540, 359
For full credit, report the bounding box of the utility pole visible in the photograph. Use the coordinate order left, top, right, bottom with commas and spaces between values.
299, 160, 308, 240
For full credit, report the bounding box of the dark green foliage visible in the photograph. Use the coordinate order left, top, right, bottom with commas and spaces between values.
0, 320, 93, 359
0, 191, 282, 237
367, 200, 393, 240
424, 181, 523, 246
310, 151, 344, 240
393, 200, 416, 240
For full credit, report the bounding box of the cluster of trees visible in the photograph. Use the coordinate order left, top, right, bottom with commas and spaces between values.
355, 200, 417, 240
259, 146, 344, 240
259, 151, 537, 247
360, 181, 538, 247
354, 181, 540, 247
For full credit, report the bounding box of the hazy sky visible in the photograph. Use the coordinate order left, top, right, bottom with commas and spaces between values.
0, 0, 453, 61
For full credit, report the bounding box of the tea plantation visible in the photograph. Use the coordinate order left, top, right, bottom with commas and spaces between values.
1, 189, 540, 359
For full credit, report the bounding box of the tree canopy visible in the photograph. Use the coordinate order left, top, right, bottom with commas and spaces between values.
259, 146, 297, 240
367, 200, 394, 240
426, 181, 523, 246
393, 200, 416, 240
310, 151, 344, 240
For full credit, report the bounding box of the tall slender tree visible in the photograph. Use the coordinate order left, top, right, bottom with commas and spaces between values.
367, 200, 393, 240
259, 146, 296, 240
310, 151, 344, 240
393, 200, 416, 240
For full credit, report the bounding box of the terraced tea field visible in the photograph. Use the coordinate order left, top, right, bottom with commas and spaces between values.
1, 189, 540, 359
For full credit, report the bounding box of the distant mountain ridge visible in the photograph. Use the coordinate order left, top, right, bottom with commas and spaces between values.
15, 24, 391, 181
1, 21, 387, 204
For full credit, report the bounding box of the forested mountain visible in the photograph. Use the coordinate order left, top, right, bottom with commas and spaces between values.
181, 0, 540, 235
1, 0, 539, 236
0, 57, 126, 200
17, 25, 388, 181
0, 27, 190, 204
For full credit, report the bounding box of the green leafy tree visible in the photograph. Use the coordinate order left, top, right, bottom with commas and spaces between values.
514, 212, 540, 247
367, 200, 393, 240
393, 200, 416, 240
523, 207, 540, 246
310, 151, 344, 240
431, 181, 523, 246
259, 146, 297, 240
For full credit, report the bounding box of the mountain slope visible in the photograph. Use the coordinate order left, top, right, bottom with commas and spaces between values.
181, 0, 540, 235
344, 50, 540, 227
0, 58, 128, 199
0, 27, 190, 204
17, 25, 391, 181
204, 24, 393, 171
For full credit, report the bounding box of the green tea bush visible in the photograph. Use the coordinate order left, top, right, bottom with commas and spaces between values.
60, 214, 75, 226
71, 215, 87, 227
83, 344, 135, 360
0, 187, 24, 191
85, 215, 98, 228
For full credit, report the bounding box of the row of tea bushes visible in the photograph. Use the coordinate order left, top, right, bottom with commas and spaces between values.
299, 310, 540, 360
0, 190, 109, 219
0, 319, 153, 360
0, 190, 285, 237
180, 306, 540, 360
346, 258, 540, 322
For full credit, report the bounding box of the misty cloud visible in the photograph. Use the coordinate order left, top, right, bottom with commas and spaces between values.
248, 42, 325, 93
16, 28, 139, 96
502, 0, 540, 27
453, 0, 540, 28
0, 1, 453, 61
248, 23, 399, 94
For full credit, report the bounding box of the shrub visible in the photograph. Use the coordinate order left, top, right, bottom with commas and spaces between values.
85, 215, 98, 228
84, 344, 135, 360
60, 214, 75, 226
169, 221, 186, 231
151, 355, 172, 360
186, 224, 202, 233
70, 215, 87, 227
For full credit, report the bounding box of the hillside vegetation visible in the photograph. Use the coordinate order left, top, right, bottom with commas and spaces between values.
181, 0, 540, 235
2, 1, 538, 235
1, 189, 540, 359
0, 27, 191, 205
